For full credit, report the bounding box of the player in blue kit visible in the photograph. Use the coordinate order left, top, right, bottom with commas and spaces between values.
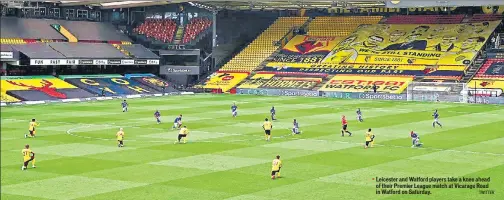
172, 114, 182, 130
410, 131, 423, 147
292, 119, 301, 135
356, 108, 363, 122
432, 109, 443, 128
154, 110, 161, 124
270, 106, 276, 121
121, 100, 128, 112
231, 103, 238, 118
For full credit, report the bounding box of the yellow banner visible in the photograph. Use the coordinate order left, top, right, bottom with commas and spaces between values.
266, 62, 465, 71
282, 35, 340, 55
203, 72, 249, 92
238, 73, 322, 89
468, 80, 504, 90
1, 78, 77, 92
468, 79, 504, 96
238, 74, 274, 89
482, 6, 504, 14
323, 22, 500, 65
320, 75, 413, 94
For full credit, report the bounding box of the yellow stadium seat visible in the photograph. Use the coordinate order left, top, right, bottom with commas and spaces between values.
220, 17, 309, 72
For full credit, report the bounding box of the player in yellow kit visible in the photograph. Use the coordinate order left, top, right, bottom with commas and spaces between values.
370, 130, 375, 147
365, 128, 373, 149
25, 118, 39, 138
22, 144, 36, 170
271, 155, 282, 179
175, 126, 189, 144
116, 128, 125, 147
263, 118, 272, 141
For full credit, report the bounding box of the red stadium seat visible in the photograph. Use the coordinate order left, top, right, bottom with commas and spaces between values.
133, 19, 177, 43
182, 18, 211, 44
385, 15, 464, 24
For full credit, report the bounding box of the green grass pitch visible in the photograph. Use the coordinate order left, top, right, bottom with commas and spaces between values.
1, 94, 503, 200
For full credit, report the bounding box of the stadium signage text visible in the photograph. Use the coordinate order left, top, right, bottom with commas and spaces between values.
1, 52, 14, 59
236, 88, 319, 97
329, 7, 458, 14
160, 65, 200, 75
30, 59, 160, 65
324, 79, 406, 92
321, 91, 406, 100
320, 75, 412, 94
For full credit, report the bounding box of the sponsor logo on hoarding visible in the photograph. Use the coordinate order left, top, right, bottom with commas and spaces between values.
467, 88, 503, 97
358, 93, 405, 100
29, 59, 159, 65
135, 60, 148, 65
1, 52, 14, 59
93, 60, 108, 65
79, 60, 94, 65
147, 60, 160, 65
62, 98, 81, 102
413, 86, 451, 92
108, 60, 122, 65
121, 60, 135, 65
237, 88, 318, 97
126, 95, 142, 98
322, 91, 406, 100
24, 101, 45, 105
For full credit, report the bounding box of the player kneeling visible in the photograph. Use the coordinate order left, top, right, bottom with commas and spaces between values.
292, 119, 301, 135
172, 115, 182, 130
271, 155, 282, 179
410, 131, 423, 147
175, 126, 189, 144
22, 144, 36, 170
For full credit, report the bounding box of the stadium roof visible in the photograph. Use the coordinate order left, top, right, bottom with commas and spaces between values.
22, 0, 504, 10
40, 0, 385, 9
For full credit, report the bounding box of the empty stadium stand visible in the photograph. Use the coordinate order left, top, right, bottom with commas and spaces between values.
474, 59, 504, 79
182, 18, 212, 44
308, 16, 382, 37
468, 14, 504, 22
10, 43, 65, 58
213, 12, 277, 68
218, 17, 309, 72
133, 19, 177, 43
385, 15, 464, 24
48, 43, 129, 58
0, 17, 66, 40
120, 44, 160, 59
57, 20, 131, 42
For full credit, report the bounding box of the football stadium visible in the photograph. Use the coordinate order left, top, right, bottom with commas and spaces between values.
1, 1, 503, 199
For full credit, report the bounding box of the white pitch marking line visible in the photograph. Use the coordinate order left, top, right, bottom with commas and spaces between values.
9, 119, 504, 156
